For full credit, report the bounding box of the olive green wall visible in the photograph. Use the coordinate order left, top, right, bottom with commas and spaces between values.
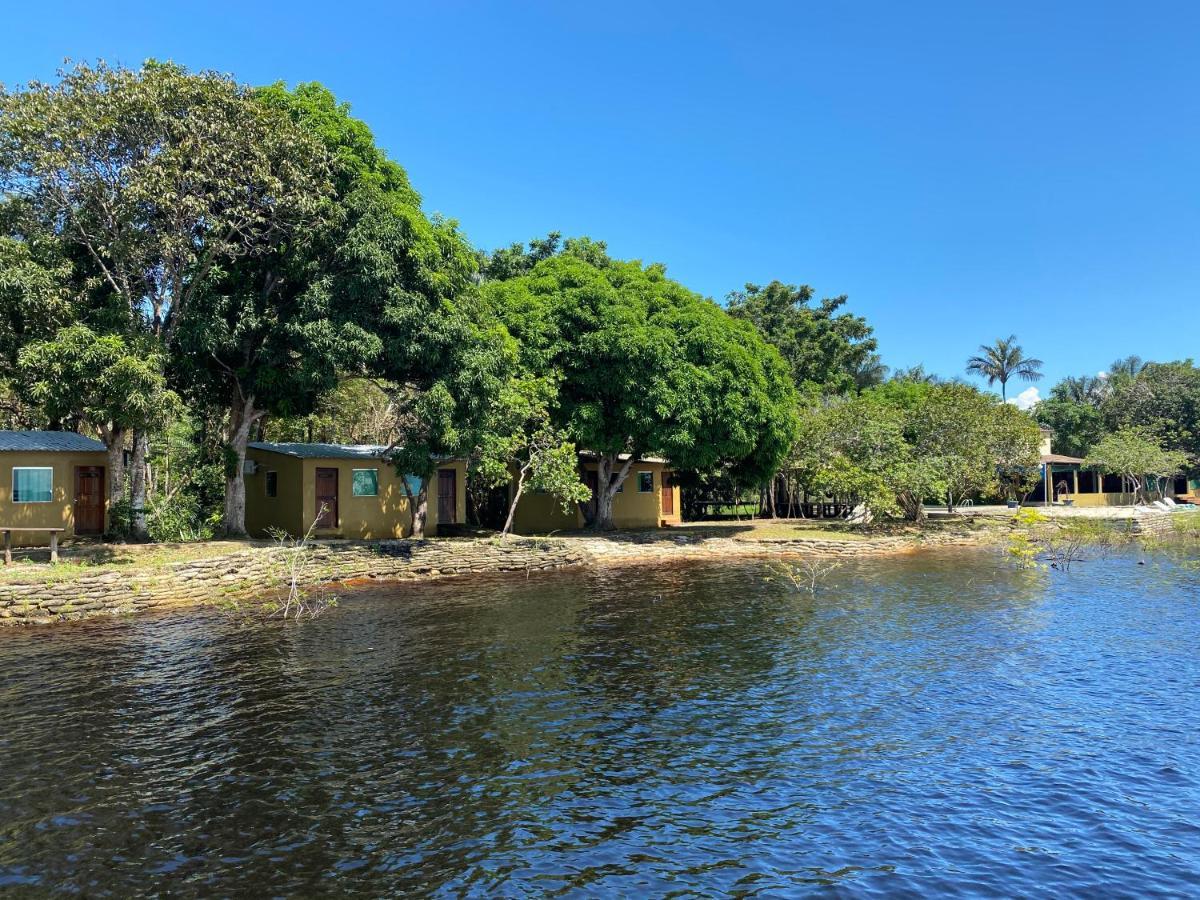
245, 449, 305, 537
244, 451, 467, 539
0, 450, 109, 546
512, 460, 682, 534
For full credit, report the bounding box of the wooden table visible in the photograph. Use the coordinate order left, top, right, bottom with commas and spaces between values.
2, 528, 64, 565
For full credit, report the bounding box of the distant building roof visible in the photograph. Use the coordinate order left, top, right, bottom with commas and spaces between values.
249, 442, 392, 460
0, 431, 106, 453
1042, 453, 1085, 465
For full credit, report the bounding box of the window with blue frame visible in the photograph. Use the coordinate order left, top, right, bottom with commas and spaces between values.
12, 467, 53, 503
404, 475, 424, 497
352, 469, 379, 497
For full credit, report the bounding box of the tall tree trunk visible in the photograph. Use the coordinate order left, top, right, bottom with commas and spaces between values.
502, 467, 527, 538
103, 426, 127, 533
130, 429, 149, 540
223, 395, 263, 538
410, 479, 430, 538
592, 453, 634, 532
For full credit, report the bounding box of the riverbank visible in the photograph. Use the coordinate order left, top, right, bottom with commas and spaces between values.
0, 518, 1020, 626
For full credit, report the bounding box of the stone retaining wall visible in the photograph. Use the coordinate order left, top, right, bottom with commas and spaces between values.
0, 528, 1004, 627
0, 538, 589, 626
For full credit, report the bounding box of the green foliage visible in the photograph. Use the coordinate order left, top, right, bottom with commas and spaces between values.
726, 280, 877, 394
0, 59, 330, 338
476, 376, 590, 533
1034, 396, 1105, 459
1084, 428, 1189, 503
18, 324, 170, 433
146, 492, 218, 543
482, 244, 798, 528
965, 334, 1044, 401
794, 381, 1043, 519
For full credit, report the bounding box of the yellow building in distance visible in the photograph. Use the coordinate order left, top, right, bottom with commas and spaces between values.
509, 456, 682, 533
0, 431, 109, 546
244, 443, 466, 539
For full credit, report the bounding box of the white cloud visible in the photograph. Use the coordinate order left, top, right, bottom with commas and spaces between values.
1008, 386, 1041, 410
1097, 371, 1109, 380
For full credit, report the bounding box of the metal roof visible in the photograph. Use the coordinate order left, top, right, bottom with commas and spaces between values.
0, 431, 107, 453
248, 442, 392, 460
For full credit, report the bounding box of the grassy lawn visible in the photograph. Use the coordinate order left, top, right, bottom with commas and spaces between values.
0, 540, 262, 584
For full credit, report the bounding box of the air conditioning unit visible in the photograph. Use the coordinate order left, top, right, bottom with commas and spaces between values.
243, 459, 258, 475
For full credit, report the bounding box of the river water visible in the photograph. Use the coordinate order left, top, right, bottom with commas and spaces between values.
1, 548, 1198, 896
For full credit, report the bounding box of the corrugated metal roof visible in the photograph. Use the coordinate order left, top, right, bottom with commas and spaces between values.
0, 431, 107, 453
248, 442, 393, 460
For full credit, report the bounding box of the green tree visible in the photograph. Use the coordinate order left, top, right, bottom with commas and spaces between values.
1102, 361, 1200, 469
475, 376, 590, 536
726, 280, 877, 393
1033, 395, 1105, 458
486, 244, 798, 531
1084, 427, 1189, 504
1, 60, 329, 536
17, 324, 170, 517
173, 81, 419, 535
966, 334, 1044, 401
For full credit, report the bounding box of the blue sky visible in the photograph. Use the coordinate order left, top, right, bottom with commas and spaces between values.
5, 1, 1198, 403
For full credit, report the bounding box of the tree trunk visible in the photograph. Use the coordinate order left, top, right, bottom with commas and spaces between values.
103, 426, 127, 533
591, 453, 635, 532
899, 493, 926, 521
223, 395, 263, 538
410, 480, 430, 538
502, 467, 527, 538
130, 429, 149, 540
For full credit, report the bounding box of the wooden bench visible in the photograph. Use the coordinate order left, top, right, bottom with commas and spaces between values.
2, 528, 64, 565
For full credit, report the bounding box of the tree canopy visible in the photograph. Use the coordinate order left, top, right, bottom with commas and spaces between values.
726, 281, 877, 394
485, 243, 798, 529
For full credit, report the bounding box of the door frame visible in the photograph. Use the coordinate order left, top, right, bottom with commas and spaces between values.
315, 467, 339, 529
73, 465, 106, 536
661, 471, 675, 516
437, 468, 457, 524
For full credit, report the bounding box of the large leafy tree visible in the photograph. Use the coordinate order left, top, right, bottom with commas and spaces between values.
726, 281, 877, 393
328, 183, 504, 538
965, 334, 1043, 401
486, 241, 798, 531
0, 60, 329, 536
1084, 428, 1189, 504
18, 324, 170, 514
172, 82, 418, 535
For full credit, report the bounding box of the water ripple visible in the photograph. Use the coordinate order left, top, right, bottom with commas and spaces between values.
1, 548, 1199, 895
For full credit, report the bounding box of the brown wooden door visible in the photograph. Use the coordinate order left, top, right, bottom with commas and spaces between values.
661, 472, 675, 516
74, 466, 105, 536
315, 468, 338, 529
437, 469, 457, 524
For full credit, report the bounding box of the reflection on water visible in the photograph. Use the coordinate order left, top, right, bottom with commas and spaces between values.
1, 548, 1199, 895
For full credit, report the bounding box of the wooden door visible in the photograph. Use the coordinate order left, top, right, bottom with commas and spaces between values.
315, 468, 338, 529
437, 469, 457, 524
73, 466, 105, 536
661, 472, 675, 516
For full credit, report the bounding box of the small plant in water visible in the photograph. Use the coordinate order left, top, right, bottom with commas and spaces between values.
770, 557, 844, 594
265, 510, 338, 619
221, 507, 337, 620
1007, 508, 1124, 572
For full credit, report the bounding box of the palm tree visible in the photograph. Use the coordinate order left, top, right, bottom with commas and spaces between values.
966, 335, 1044, 401
852, 353, 889, 389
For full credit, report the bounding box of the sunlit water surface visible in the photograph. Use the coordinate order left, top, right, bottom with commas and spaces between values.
2, 548, 1199, 896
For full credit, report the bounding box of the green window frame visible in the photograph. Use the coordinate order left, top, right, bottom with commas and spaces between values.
12, 467, 53, 503
352, 469, 379, 497
638, 471, 654, 493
